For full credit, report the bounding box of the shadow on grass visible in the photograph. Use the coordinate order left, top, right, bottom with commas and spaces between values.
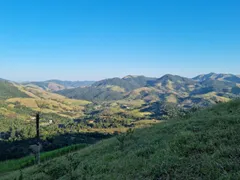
0, 131, 112, 162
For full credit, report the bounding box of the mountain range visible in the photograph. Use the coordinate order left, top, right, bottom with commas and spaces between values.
56, 73, 240, 107
1, 73, 240, 108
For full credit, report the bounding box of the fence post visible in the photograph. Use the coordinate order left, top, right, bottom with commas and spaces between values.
36, 113, 40, 164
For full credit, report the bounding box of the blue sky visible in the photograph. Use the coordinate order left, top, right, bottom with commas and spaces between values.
1, 0, 240, 81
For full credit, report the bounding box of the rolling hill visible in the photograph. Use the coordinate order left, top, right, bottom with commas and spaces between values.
23, 80, 95, 91
3, 100, 240, 180
57, 76, 157, 101
193, 72, 240, 83
5, 84, 91, 118
0, 80, 28, 100
92, 75, 157, 91
0, 80, 91, 132
152, 74, 198, 94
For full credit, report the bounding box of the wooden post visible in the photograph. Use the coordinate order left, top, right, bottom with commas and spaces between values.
36, 113, 40, 164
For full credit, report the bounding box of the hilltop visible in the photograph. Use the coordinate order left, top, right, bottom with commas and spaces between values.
3, 100, 240, 179
193, 72, 240, 83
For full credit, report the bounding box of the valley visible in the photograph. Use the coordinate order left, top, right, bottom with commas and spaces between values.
3, 98, 240, 180
2, 0, 239, 178
0, 72, 240, 175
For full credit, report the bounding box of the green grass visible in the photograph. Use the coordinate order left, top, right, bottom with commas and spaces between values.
2, 100, 240, 179
0, 144, 88, 175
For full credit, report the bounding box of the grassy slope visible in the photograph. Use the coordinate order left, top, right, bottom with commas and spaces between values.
7, 85, 91, 118
0, 81, 28, 100
2, 100, 240, 180
0, 144, 88, 174
24, 80, 95, 91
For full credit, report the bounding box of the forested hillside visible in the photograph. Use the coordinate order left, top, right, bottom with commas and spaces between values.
92, 75, 157, 91
0, 80, 28, 100
57, 76, 156, 101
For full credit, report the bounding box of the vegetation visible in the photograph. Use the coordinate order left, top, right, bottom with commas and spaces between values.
57, 76, 157, 101
23, 80, 95, 91
0, 143, 88, 174
6, 84, 91, 118
142, 101, 187, 120
58, 86, 124, 101
0, 101, 112, 161
57, 73, 240, 105
193, 72, 240, 83
1, 73, 240, 179
0, 83, 159, 162
92, 76, 157, 91
0, 81, 28, 100
2, 100, 240, 179
0, 94, 109, 161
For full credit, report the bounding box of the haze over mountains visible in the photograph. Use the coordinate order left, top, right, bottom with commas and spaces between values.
22, 80, 95, 91
2, 72, 240, 107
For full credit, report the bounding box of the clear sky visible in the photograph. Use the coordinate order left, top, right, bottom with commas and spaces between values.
1, 0, 240, 81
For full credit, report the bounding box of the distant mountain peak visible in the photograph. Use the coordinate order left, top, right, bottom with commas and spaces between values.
159, 74, 177, 79
193, 73, 240, 83
158, 74, 193, 82
122, 75, 143, 79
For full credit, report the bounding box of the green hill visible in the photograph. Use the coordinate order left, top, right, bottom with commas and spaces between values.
93, 75, 156, 91
57, 76, 157, 101
23, 80, 95, 91
3, 100, 240, 179
152, 74, 198, 94
193, 72, 240, 83
57, 86, 124, 101
0, 81, 28, 100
